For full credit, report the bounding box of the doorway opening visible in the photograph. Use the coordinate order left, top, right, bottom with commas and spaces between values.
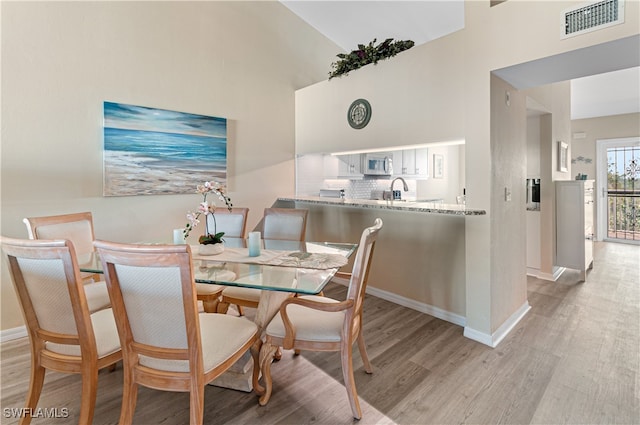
596, 137, 640, 244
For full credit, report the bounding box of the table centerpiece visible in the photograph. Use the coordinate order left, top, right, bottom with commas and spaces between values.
183, 180, 233, 255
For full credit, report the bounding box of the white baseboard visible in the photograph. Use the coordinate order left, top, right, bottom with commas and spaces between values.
333, 279, 466, 327
367, 286, 467, 327
463, 300, 531, 347
526, 266, 565, 282
1, 325, 27, 343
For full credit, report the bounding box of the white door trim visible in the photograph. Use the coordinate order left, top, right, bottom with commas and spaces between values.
595, 137, 640, 241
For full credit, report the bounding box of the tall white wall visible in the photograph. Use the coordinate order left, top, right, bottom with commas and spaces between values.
295, 30, 466, 155
0, 1, 340, 330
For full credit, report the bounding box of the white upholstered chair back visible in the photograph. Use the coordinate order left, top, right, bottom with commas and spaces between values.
23, 212, 111, 313
2, 238, 85, 344
113, 265, 188, 349
23, 212, 96, 258
206, 207, 249, 239
262, 208, 308, 241
94, 241, 201, 372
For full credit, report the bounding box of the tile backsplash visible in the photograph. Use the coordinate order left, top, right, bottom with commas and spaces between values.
309, 178, 416, 200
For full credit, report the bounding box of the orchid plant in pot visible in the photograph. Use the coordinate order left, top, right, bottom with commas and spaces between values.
183, 181, 233, 255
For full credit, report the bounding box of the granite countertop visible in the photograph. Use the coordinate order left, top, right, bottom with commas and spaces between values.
279, 196, 486, 216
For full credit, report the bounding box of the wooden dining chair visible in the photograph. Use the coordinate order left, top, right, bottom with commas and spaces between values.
93, 240, 260, 425
218, 207, 309, 315
1, 237, 122, 425
262, 207, 308, 241
259, 218, 382, 420
23, 212, 111, 313
197, 207, 249, 313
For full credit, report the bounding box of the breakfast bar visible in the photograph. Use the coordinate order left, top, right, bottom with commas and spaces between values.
273, 197, 486, 327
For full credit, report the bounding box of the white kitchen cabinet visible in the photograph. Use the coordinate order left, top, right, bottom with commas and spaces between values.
337, 154, 363, 178
414, 148, 429, 177
322, 154, 339, 178
556, 180, 594, 281
392, 151, 405, 174
393, 148, 429, 178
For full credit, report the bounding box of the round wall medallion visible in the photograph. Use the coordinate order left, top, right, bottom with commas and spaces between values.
347, 98, 372, 129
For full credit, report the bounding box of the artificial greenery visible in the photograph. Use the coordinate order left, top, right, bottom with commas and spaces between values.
199, 231, 225, 245
329, 38, 415, 80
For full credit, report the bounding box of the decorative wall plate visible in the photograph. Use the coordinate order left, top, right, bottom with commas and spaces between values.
347, 98, 372, 129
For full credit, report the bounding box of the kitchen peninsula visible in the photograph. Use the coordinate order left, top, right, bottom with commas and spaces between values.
273, 197, 486, 327
279, 196, 486, 216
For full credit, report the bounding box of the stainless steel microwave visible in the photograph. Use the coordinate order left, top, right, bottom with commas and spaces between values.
363, 153, 393, 176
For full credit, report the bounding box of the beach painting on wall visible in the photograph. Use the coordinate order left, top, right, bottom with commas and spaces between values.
103, 101, 227, 196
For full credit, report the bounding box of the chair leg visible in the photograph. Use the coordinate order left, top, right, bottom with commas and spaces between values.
341, 342, 362, 420
78, 366, 99, 425
119, 365, 138, 425
357, 327, 373, 374
21, 358, 45, 425
258, 342, 279, 406
236, 305, 245, 316
189, 384, 205, 425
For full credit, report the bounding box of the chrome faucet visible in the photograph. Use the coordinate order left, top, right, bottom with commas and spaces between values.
384, 177, 409, 200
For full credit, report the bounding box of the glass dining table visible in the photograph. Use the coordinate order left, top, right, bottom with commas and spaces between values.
80, 238, 356, 296
79, 237, 357, 393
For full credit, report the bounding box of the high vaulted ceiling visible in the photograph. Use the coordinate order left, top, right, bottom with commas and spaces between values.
281, 0, 465, 50
281, 1, 639, 121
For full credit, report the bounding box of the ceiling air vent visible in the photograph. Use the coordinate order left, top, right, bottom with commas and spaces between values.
562, 0, 625, 39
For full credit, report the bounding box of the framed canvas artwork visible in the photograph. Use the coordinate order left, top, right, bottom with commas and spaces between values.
103, 102, 227, 196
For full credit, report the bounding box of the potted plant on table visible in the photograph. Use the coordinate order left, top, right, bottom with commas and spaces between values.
183, 180, 233, 255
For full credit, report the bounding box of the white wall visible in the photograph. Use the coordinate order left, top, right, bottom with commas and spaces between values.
527, 116, 542, 178
0, 1, 340, 331
295, 30, 466, 155
488, 74, 528, 330
416, 145, 463, 204
571, 113, 640, 178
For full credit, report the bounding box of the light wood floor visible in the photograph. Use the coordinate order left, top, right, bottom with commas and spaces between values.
1, 241, 638, 424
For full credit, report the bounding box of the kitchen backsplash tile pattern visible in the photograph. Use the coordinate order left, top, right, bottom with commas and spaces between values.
302, 177, 416, 200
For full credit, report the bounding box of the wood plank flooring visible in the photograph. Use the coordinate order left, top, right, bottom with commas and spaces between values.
1, 241, 638, 424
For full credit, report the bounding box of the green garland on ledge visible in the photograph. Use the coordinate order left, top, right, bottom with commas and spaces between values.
329, 38, 415, 80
